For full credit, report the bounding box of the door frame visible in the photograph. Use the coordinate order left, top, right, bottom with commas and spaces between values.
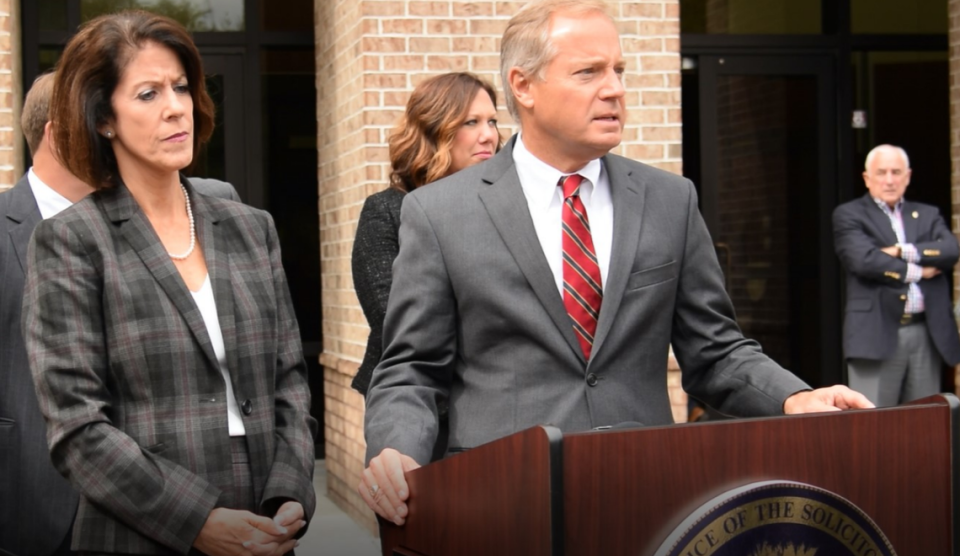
697, 54, 842, 386
201, 50, 247, 199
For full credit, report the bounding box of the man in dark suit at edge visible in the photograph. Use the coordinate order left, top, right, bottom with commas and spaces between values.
0, 73, 240, 556
359, 0, 874, 526
833, 144, 960, 406
0, 70, 87, 556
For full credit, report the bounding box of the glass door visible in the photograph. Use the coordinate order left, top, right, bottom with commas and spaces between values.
697, 55, 840, 387
198, 52, 247, 199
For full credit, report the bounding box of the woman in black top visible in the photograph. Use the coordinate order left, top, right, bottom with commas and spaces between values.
352, 73, 502, 398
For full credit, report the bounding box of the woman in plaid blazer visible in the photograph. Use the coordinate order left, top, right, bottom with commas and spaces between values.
21, 11, 316, 556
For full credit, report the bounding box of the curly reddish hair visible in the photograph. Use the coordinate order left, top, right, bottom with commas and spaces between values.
389, 72, 502, 192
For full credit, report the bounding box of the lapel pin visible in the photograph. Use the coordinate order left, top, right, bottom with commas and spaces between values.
912, 211, 919, 219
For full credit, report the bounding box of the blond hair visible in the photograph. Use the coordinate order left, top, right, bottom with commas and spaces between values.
21, 73, 55, 156
500, 0, 614, 121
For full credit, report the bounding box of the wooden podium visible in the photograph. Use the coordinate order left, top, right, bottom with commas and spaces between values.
379, 394, 959, 556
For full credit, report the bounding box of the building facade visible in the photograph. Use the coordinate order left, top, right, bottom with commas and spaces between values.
1, 0, 958, 536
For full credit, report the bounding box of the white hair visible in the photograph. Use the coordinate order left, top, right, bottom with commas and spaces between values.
864, 144, 910, 171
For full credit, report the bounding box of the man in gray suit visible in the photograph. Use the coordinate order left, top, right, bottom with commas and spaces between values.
0, 74, 239, 556
359, 0, 872, 525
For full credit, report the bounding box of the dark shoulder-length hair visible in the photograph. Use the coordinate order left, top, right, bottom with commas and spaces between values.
50, 10, 215, 190
389, 72, 502, 192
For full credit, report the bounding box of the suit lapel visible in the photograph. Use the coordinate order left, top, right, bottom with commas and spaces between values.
104, 182, 220, 370
7, 177, 42, 275
901, 199, 920, 243
590, 156, 645, 362
860, 194, 899, 245
192, 183, 240, 388
477, 138, 586, 364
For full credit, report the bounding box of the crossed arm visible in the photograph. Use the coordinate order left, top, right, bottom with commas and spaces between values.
833, 204, 958, 285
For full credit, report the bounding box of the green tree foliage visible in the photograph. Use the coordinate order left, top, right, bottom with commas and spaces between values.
79, 0, 240, 32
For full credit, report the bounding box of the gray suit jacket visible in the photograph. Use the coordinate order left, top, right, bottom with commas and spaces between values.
365, 136, 810, 464
19, 176, 315, 555
0, 175, 239, 556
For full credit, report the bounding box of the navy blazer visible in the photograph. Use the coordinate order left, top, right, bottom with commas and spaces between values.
833, 193, 960, 365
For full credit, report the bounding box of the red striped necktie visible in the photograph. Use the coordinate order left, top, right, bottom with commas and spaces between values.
560, 174, 603, 360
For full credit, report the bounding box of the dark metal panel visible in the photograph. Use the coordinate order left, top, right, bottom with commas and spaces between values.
682, 34, 838, 50
849, 34, 948, 51
696, 56, 719, 236
242, 0, 264, 210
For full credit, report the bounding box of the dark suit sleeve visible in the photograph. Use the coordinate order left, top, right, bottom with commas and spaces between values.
364, 194, 456, 465
833, 203, 908, 285
259, 212, 318, 527
350, 194, 399, 395
670, 180, 809, 415
189, 177, 241, 202
22, 217, 220, 554
912, 208, 959, 270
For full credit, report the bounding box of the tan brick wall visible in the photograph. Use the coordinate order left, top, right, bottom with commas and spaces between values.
316, 0, 684, 533
0, 0, 21, 192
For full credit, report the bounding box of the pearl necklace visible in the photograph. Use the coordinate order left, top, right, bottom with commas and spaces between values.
168, 184, 196, 260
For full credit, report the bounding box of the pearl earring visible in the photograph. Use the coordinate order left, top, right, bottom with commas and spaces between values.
104, 130, 113, 138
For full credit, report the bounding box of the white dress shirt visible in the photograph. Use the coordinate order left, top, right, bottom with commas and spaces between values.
27, 167, 73, 219
513, 135, 613, 296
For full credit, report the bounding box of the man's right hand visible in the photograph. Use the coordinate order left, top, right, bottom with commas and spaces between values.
921, 266, 941, 279
358, 448, 421, 525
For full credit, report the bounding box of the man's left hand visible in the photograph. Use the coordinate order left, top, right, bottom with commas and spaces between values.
783, 385, 875, 414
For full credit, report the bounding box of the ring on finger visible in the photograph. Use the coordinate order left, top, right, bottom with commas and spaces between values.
369, 483, 380, 498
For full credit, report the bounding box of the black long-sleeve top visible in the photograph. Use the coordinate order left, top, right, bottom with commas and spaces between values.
351, 187, 405, 396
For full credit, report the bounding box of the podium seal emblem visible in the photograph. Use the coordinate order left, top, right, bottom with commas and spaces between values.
655, 481, 896, 556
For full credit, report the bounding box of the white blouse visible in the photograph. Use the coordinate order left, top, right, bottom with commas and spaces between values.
190, 275, 246, 436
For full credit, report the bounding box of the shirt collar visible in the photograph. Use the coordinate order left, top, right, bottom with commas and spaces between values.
871, 195, 903, 216
513, 134, 603, 211
27, 167, 74, 219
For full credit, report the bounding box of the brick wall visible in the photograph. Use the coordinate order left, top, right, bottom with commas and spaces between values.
316, 0, 684, 534
0, 0, 21, 192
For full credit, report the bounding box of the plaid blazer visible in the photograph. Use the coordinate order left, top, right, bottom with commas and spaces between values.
22, 178, 317, 555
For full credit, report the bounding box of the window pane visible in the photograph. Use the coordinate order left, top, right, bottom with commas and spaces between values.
39, 49, 63, 73
850, 51, 949, 220
681, 0, 821, 34
192, 73, 226, 180
260, 0, 313, 33
80, 0, 244, 31
39, 0, 68, 31
261, 48, 320, 347
851, 0, 947, 34
714, 74, 822, 372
